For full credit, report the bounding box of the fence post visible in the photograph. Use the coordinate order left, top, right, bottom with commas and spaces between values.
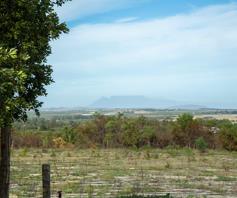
42, 164, 51, 198
57, 191, 62, 198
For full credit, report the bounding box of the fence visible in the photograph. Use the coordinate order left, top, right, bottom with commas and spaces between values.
9, 150, 237, 198
10, 160, 168, 198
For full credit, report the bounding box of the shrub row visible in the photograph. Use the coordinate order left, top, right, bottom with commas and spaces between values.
12, 113, 237, 151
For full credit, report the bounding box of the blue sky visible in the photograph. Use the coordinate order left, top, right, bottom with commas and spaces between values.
43, 0, 237, 108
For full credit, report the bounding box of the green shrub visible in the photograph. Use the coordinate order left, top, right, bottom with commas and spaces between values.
195, 137, 208, 152
219, 125, 237, 151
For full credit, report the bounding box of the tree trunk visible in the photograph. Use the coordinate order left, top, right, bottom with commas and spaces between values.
0, 126, 11, 198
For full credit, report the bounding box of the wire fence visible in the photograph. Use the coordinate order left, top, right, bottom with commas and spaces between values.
9, 152, 237, 198
11, 160, 166, 197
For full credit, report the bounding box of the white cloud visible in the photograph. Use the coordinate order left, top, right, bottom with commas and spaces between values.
51, 3, 237, 70
56, 0, 147, 21
115, 17, 139, 23
47, 3, 237, 107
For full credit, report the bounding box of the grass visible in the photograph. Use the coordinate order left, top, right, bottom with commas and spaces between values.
117, 194, 173, 198
10, 148, 237, 198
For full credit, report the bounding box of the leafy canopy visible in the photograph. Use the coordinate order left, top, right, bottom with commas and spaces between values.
0, 0, 70, 125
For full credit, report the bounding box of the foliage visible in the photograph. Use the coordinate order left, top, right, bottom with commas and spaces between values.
219, 124, 237, 151
121, 119, 140, 147
61, 126, 77, 144
172, 114, 212, 148
177, 113, 194, 132
0, 2, 70, 195
11, 113, 237, 151
195, 137, 208, 152
53, 137, 67, 148
0, 0, 70, 126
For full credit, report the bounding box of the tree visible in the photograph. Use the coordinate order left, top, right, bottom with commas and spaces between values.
172, 114, 194, 146
121, 120, 140, 147
0, 1, 69, 196
219, 124, 237, 151
62, 126, 77, 144
172, 113, 213, 148
176, 113, 194, 132
104, 120, 118, 147
93, 113, 107, 146
141, 126, 156, 146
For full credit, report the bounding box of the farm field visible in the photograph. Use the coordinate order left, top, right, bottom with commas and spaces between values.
10, 148, 237, 198
194, 114, 237, 123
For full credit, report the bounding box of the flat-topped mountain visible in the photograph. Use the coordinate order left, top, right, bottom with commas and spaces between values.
90, 96, 180, 109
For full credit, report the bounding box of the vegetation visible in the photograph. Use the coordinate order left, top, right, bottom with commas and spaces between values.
117, 195, 173, 198
0, 0, 69, 196
13, 113, 237, 151
10, 148, 237, 197
195, 137, 208, 152
219, 124, 237, 151
1, 0, 236, 197
9, 112, 237, 197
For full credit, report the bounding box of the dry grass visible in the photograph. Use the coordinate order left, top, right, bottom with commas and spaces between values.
10, 148, 237, 198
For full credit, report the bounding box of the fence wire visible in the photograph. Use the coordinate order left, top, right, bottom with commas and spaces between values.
10, 153, 237, 198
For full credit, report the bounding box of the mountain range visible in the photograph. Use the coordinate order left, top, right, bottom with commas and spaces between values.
90, 96, 206, 109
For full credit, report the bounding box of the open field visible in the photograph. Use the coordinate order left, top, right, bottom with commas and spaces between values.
10, 148, 237, 198
27, 108, 237, 123
194, 114, 237, 123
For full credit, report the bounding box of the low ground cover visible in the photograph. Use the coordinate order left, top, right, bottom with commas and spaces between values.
10, 148, 237, 198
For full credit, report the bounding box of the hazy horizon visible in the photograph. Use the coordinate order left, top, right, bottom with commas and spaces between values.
42, 0, 237, 109
40, 95, 237, 109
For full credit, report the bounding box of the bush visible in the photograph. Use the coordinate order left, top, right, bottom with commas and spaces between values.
12, 113, 236, 150
52, 137, 67, 148
195, 137, 208, 152
12, 131, 43, 148
219, 124, 237, 151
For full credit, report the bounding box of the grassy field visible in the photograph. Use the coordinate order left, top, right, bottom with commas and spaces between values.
10, 148, 237, 198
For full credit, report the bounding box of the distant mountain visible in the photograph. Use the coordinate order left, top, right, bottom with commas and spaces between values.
90, 96, 181, 109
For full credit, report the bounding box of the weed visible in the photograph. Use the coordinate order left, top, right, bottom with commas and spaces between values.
19, 148, 28, 157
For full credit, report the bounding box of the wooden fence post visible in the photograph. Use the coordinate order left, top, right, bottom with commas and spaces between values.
57, 190, 62, 198
42, 164, 51, 198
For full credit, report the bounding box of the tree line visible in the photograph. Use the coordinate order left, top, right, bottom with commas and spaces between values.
13, 113, 237, 151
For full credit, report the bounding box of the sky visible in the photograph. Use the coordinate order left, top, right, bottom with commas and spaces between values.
43, 0, 237, 108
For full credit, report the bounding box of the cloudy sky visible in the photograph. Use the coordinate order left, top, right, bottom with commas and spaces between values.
43, 0, 237, 108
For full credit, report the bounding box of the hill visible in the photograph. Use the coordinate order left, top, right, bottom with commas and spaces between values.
90, 96, 180, 109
